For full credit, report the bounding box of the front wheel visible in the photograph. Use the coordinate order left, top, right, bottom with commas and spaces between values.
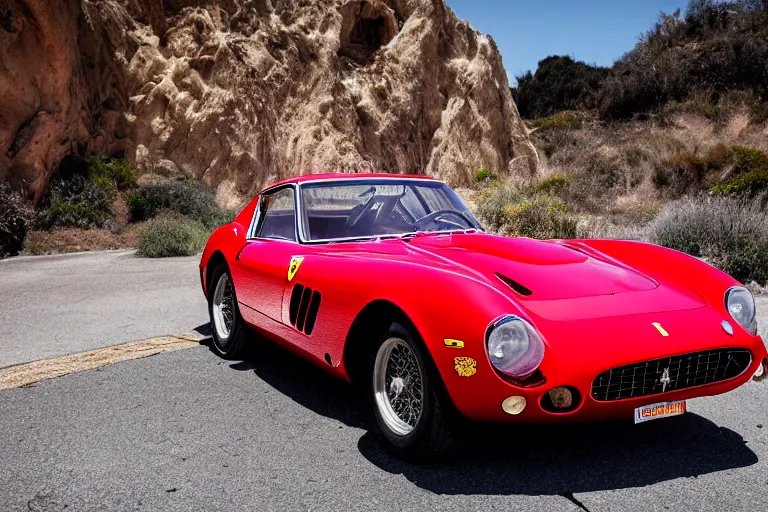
208, 263, 249, 359
369, 322, 462, 460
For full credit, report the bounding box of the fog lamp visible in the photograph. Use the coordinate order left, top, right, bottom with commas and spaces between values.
548, 387, 574, 409
501, 395, 527, 415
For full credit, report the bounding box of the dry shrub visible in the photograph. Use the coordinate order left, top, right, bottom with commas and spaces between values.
652, 152, 711, 196
648, 195, 768, 284
475, 181, 577, 239
0, 183, 33, 258
128, 182, 234, 229
137, 214, 211, 258
528, 174, 572, 196
38, 175, 115, 230
562, 152, 624, 211
503, 197, 578, 239
530, 111, 583, 132
476, 181, 523, 232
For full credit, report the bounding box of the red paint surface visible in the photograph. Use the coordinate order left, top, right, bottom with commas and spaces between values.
200, 175, 767, 423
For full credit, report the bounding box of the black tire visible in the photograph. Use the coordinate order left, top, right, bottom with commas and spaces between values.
368, 322, 463, 461
207, 263, 249, 360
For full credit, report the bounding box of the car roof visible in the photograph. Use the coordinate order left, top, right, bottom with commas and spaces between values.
262, 173, 438, 192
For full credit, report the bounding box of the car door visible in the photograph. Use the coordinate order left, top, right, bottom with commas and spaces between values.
232, 185, 301, 324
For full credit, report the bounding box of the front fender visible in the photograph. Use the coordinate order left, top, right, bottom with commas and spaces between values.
572, 239, 741, 318
199, 197, 257, 296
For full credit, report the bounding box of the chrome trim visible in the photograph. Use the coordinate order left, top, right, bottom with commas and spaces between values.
246, 195, 262, 239
484, 314, 547, 378
299, 229, 483, 245
297, 182, 308, 244
295, 177, 481, 244
724, 286, 758, 335
258, 176, 443, 198
246, 183, 301, 244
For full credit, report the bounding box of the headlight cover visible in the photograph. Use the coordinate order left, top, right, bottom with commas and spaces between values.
725, 286, 757, 335
486, 316, 545, 378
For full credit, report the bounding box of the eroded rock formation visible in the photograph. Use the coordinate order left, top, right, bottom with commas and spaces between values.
0, 0, 537, 205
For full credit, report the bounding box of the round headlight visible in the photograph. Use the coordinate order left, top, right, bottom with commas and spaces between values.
725, 286, 757, 335
487, 316, 545, 378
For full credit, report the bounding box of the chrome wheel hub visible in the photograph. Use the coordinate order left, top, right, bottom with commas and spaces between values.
212, 273, 235, 343
373, 337, 424, 436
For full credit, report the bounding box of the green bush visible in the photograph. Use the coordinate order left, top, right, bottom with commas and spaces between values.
86, 157, 137, 198
730, 146, 768, 175
528, 174, 572, 196
0, 183, 33, 258
530, 111, 582, 132
475, 182, 577, 239
38, 175, 114, 229
476, 181, 523, 232
711, 169, 768, 198
512, 56, 609, 118
503, 197, 578, 239
600, 1, 768, 119
474, 169, 498, 183
648, 195, 768, 284
710, 146, 768, 198
137, 214, 211, 258
128, 182, 233, 229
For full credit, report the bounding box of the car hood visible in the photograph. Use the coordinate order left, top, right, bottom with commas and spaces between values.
405, 233, 705, 318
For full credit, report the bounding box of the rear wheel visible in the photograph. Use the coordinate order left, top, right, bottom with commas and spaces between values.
369, 322, 462, 461
208, 263, 249, 359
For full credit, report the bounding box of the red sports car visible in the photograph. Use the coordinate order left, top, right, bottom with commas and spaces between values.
200, 174, 767, 459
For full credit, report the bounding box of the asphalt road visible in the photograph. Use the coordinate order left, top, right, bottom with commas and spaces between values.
0, 251, 208, 367
0, 251, 766, 511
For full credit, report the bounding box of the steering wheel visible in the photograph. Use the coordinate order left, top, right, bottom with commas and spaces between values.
346, 195, 378, 228
412, 209, 474, 230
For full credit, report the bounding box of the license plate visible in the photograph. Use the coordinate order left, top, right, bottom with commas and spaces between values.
634, 400, 686, 424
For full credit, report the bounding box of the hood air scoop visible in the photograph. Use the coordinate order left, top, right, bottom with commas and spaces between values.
496, 273, 533, 297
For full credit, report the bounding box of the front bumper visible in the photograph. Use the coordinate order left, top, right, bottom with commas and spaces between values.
434, 310, 768, 423
456, 355, 764, 423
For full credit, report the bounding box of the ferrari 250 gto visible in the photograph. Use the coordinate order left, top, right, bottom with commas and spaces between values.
200, 174, 767, 459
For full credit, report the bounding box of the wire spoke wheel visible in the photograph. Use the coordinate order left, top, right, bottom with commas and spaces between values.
212, 273, 235, 344
373, 337, 424, 436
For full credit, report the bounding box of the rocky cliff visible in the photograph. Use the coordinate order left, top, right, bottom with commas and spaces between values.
0, 0, 537, 205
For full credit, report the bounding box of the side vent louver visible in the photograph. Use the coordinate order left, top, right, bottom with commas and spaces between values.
495, 273, 533, 297
289, 284, 322, 335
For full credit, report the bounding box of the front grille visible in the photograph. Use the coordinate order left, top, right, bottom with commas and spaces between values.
591, 349, 751, 401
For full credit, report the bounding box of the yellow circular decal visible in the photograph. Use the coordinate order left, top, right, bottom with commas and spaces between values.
454, 357, 477, 377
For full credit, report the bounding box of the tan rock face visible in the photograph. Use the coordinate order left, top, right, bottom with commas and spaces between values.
0, 0, 537, 204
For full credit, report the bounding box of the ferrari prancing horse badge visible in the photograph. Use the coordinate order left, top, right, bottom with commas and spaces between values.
288, 257, 304, 282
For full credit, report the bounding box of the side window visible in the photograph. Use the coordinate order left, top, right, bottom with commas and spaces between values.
254, 188, 297, 241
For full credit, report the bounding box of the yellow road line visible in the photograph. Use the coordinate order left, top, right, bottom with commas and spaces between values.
0, 334, 203, 391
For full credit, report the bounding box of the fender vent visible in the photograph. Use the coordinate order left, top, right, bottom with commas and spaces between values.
289, 284, 322, 335
496, 273, 533, 296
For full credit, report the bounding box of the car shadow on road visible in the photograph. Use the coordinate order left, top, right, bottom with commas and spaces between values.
221, 334, 369, 429
220, 333, 758, 497
358, 417, 757, 496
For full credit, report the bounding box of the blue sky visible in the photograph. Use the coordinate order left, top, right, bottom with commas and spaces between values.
445, 0, 690, 83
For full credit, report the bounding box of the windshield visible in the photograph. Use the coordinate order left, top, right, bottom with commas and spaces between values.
299, 179, 482, 242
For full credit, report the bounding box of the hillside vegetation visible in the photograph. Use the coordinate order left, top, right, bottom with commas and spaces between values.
513, 0, 768, 121
488, 0, 768, 285
1, 158, 234, 258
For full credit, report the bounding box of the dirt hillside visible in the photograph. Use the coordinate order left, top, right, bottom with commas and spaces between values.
0, 0, 537, 205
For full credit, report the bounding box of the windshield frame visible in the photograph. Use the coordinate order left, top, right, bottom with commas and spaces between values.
295, 177, 483, 244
